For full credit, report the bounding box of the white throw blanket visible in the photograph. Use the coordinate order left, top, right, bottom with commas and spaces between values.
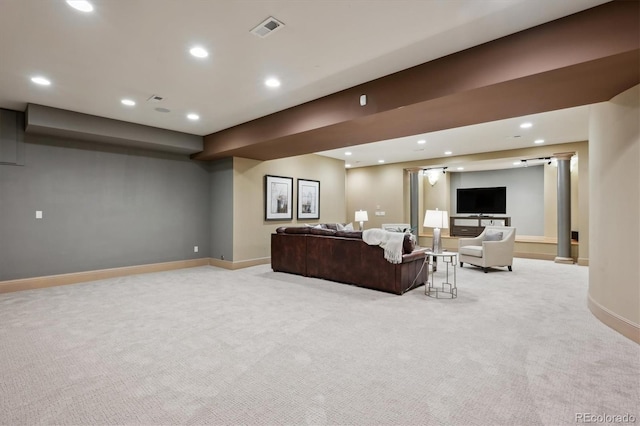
362, 229, 405, 264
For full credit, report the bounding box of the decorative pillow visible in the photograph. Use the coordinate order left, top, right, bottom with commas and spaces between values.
403, 233, 417, 254
337, 222, 354, 231
305, 223, 326, 229
484, 231, 504, 241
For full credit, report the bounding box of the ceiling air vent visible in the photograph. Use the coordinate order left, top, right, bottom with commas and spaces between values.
250, 16, 284, 38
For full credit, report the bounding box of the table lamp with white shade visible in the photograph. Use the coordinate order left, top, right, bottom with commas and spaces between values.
424, 209, 449, 253
355, 210, 369, 231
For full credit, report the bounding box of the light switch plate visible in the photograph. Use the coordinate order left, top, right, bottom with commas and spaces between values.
36, 211, 43, 219
194, 246, 199, 253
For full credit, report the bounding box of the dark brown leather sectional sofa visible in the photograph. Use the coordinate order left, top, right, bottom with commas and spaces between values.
271, 226, 428, 295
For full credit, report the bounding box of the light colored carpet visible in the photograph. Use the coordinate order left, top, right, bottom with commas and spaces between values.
0, 258, 637, 425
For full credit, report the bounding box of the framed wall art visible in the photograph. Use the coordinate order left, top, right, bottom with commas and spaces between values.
264, 175, 293, 221
297, 178, 320, 220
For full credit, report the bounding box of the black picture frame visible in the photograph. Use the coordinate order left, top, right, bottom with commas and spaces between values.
264, 175, 293, 221
297, 178, 320, 220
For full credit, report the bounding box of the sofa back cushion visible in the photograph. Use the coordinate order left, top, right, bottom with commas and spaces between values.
310, 227, 337, 236
335, 230, 363, 239
284, 226, 311, 234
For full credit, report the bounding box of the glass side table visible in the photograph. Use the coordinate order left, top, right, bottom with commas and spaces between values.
425, 252, 457, 299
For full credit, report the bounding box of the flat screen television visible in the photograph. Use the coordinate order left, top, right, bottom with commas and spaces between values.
456, 186, 506, 215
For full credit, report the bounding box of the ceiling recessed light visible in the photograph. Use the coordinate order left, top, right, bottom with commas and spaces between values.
520, 122, 533, 129
417, 139, 426, 144
444, 151, 453, 155
187, 113, 200, 121
121, 99, 135, 106
534, 139, 545, 144
265, 77, 281, 88
457, 167, 464, 171
189, 46, 209, 58
378, 160, 385, 164
66, 0, 93, 12
155, 107, 170, 113
345, 164, 351, 168
345, 151, 352, 156
31, 76, 51, 86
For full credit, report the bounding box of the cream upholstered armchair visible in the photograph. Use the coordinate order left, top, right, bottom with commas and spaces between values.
458, 226, 516, 273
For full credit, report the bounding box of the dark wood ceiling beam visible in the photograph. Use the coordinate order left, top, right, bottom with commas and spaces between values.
192, 0, 639, 162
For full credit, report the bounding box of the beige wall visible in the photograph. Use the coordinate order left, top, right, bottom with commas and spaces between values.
233, 154, 346, 262
346, 165, 406, 229
588, 85, 639, 341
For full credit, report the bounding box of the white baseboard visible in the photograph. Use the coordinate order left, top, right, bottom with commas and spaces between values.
209, 257, 271, 270
588, 293, 640, 344
0, 257, 275, 294
0, 258, 210, 294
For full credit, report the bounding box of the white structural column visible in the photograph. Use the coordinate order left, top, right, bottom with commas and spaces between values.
554, 152, 574, 264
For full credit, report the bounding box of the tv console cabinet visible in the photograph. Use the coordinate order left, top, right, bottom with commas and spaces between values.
449, 216, 511, 237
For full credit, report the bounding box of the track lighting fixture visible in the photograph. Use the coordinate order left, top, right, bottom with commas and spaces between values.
422, 166, 448, 186
517, 156, 552, 166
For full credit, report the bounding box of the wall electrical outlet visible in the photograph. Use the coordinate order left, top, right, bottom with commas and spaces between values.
193, 246, 198, 253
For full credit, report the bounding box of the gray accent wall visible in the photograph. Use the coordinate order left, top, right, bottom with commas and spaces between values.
0, 109, 25, 165
209, 158, 234, 261
449, 166, 544, 235
0, 135, 211, 281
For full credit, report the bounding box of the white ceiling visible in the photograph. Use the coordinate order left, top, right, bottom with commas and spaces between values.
0, 0, 607, 164
317, 104, 591, 170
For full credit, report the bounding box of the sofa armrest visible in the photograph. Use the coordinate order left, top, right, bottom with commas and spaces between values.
482, 239, 515, 265
402, 248, 428, 262
459, 235, 483, 247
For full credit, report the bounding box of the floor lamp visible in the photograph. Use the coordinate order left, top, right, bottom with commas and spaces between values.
424, 209, 449, 253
